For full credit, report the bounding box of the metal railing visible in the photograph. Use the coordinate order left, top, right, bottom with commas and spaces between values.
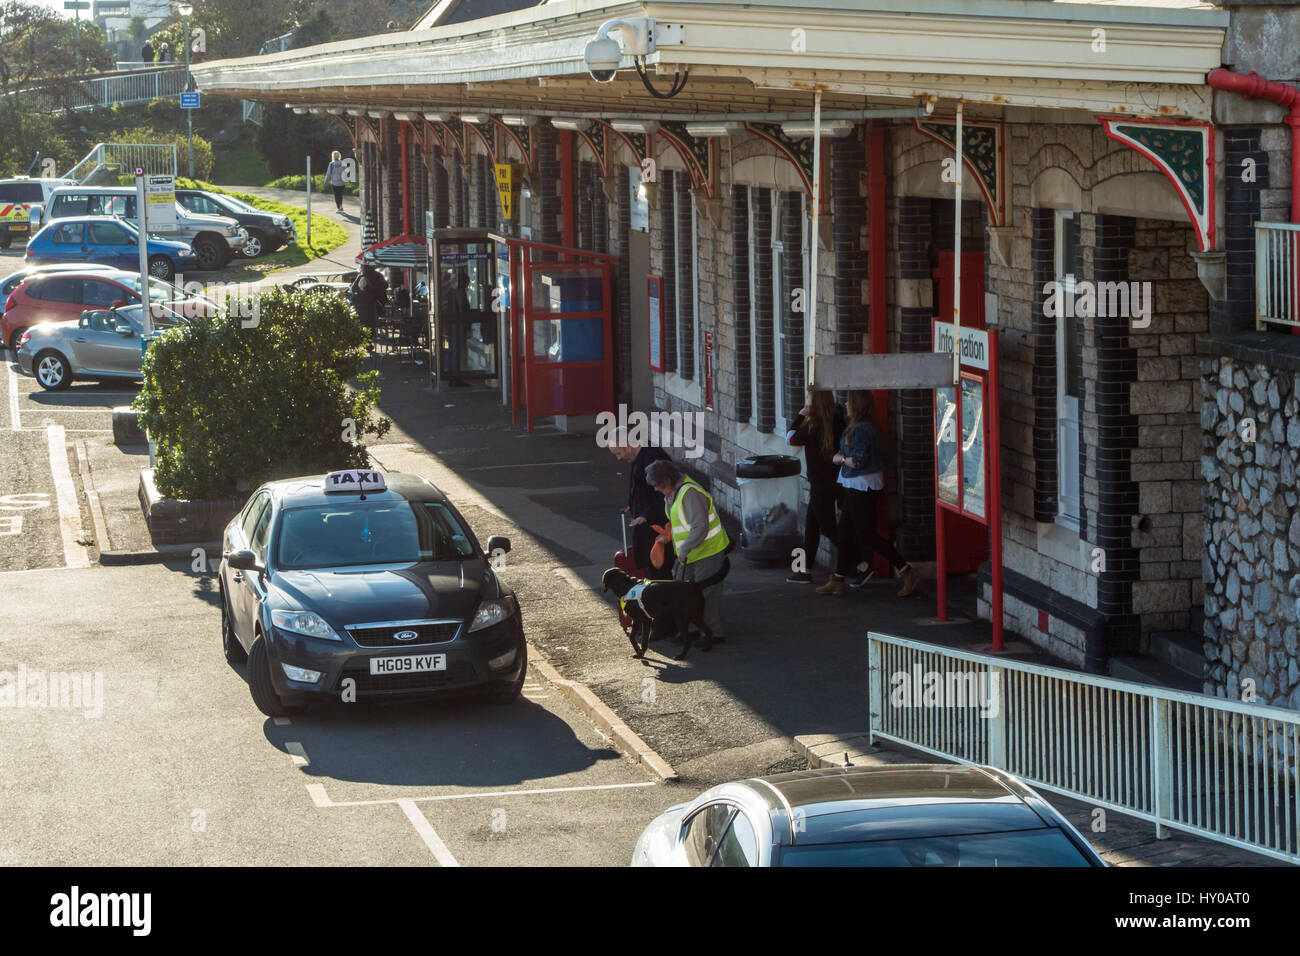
14, 66, 189, 113
868, 632, 1300, 864
1257, 221, 1300, 330
242, 99, 264, 125
64, 142, 178, 184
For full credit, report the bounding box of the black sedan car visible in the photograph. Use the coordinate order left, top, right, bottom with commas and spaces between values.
632, 764, 1107, 866
218, 469, 525, 716
175, 188, 295, 258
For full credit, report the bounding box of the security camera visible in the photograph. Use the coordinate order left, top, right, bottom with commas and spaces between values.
584, 36, 622, 83
584, 18, 654, 83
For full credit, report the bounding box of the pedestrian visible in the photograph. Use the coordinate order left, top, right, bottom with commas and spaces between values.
159, 42, 172, 63
817, 390, 920, 597
611, 428, 674, 578
391, 276, 410, 316
141, 41, 154, 63
646, 459, 730, 643
325, 150, 348, 213
350, 263, 388, 340
786, 387, 846, 584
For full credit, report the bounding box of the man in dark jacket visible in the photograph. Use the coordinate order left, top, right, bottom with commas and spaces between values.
351, 264, 388, 338
614, 431, 675, 578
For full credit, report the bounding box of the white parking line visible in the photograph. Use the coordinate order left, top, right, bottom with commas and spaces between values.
285, 741, 309, 767
398, 799, 460, 866
46, 425, 89, 569
7, 362, 20, 431
307, 780, 657, 809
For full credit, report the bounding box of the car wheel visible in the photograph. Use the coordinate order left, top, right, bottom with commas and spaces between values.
192, 237, 223, 272
35, 350, 73, 391
481, 643, 527, 705
220, 586, 248, 664
7, 327, 26, 354
148, 255, 175, 281
248, 632, 301, 717
240, 230, 265, 258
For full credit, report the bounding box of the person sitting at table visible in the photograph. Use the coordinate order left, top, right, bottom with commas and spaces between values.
391, 278, 410, 316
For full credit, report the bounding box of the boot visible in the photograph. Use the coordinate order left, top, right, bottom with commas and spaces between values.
816, 576, 845, 596
897, 566, 920, 598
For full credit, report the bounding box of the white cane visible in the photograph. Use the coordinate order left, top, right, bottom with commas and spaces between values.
621, 512, 628, 554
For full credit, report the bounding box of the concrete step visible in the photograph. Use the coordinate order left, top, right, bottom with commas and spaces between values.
1148, 630, 1205, 678
1109, 654, 1204, 694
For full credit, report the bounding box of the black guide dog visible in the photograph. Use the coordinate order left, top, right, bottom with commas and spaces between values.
601, 557, 730, 661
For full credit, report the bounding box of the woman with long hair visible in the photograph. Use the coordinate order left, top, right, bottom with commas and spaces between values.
786, 388, 846, 583
817, 391, 920, 597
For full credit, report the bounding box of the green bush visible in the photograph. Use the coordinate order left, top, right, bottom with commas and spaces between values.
135, 288, 391, 501
265, 172, 359, 196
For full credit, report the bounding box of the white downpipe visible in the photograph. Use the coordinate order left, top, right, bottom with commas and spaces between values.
806, 90, 822, 382
952, 101, 963, 385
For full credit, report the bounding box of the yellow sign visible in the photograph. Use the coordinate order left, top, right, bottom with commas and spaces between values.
494, 163, 523, 220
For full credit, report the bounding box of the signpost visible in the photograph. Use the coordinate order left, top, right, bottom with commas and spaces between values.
305, 156, 312, 247
144, 174, 176, 233
180, 92, 200, 109
134, 167, 152, 339
494, 164, 523, 221
63, 2, 89, 71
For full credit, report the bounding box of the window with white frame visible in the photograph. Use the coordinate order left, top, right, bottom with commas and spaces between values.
671, 182, 698, 381
1055, 210, 1081, 530
771, 190, 786, 428
747, 186, 759, 426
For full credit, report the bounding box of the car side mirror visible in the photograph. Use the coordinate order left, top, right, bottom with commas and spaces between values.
486, 535, 511, 556
225, 549, 259, 571
115, 325, 135, 337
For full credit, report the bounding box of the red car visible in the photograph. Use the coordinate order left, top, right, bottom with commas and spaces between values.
2, 270, 213, 354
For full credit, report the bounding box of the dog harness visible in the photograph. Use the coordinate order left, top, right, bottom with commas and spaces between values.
619, 581, 654, 622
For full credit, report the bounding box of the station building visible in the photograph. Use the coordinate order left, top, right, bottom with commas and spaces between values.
194, 0, 1300, 703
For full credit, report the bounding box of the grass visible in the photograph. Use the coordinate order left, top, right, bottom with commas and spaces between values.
265, 173, 360, 196
210, 145, 271, 187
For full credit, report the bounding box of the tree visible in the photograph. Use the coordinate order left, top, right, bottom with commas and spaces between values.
255, 103, 350, 178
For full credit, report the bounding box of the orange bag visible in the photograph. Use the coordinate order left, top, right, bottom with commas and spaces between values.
650, 523, 670, 571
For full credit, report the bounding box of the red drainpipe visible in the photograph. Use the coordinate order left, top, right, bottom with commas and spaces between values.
399, 122, 410, 236
1206, 68, 1300, 224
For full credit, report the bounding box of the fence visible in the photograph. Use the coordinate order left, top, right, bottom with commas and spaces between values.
15, 66, 190, 113
1256, 221, 1300, 331
868, 631, 1300, 863
64, 143, 178, 184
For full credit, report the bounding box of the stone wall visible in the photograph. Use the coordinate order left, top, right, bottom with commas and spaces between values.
1200, 352, 1300, 708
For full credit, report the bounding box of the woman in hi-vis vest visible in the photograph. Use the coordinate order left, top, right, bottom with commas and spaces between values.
646, 458, 730, 643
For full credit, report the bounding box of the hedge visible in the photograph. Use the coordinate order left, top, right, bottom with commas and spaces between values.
134, 287, 391, 501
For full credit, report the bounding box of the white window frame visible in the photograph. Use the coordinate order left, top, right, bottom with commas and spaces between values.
1054, 209, 1081, 532
771, 189, 786, 430
747, 187, 759, 427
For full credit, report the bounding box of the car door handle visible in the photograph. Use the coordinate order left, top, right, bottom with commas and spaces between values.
232, 571, 243, 583
73, 337, 86, 343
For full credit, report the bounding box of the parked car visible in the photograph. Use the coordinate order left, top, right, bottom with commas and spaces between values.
1, 263, 121, 327
631, 764, 1107, 867
36, 185, 248, 270
23, 216, 197, 284
218, 470, 525, 717
15, 304, 185, 390
175, 188, 295, 258
0, 175, 77, 249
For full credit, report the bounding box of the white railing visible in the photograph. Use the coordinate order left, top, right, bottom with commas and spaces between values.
1257, 221, 1300, 330
242, 99, 264, 125
868, 632, 1300, 864
64, 142, 177, 184
14, 66, 189, 112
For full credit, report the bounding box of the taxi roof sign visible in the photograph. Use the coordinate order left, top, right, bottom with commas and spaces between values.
323, 469, 386, 493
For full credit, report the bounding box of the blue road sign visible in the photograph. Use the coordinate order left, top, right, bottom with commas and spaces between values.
180, 92, 200, 109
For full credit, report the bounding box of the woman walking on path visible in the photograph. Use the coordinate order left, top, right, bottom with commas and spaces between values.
786, 388, 845, 584
325, 151, 349, 213
817, 390, 920, 598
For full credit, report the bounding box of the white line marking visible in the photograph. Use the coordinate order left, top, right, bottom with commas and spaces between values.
398, 799, 460, 866
553, 567, 587, 591
7, 362, 20, 431
273, 716, 292, 725
285, 741, 309, 766
46, 425, 89, 569
305, 784, 332, 807
314, 780, 656, 809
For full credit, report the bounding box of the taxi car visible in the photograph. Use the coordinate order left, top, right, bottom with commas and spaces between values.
218, 469, 526, 717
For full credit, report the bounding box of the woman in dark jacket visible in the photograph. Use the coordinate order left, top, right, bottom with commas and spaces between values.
817, 390, 920, 597
786, 388, 845, 583
619, 435, 675, 578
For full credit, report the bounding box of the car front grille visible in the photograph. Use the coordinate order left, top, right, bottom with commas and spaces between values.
335, 661, 479, 694
347, 621, 461, 647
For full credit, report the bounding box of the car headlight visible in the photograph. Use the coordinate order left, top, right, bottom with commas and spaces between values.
468, 596, 517, 633
270, 609, 342, 641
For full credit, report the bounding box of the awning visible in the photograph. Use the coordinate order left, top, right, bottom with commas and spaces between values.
356, 234, 425, 269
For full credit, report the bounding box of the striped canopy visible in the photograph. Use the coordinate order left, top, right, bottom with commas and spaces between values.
356, 234, 426, 268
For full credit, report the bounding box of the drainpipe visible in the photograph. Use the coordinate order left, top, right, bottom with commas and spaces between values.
1206, 67, 1300, 224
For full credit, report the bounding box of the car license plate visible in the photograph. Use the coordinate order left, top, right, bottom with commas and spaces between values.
369, 654, 447, 675
9, 223, 26, 232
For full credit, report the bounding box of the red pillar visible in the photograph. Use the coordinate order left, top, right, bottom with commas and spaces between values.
867, 126, 891, 578
400, 123, 410, 236
988, 330, 1004, 651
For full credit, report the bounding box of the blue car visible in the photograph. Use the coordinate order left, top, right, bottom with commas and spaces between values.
24, 215, 197, 282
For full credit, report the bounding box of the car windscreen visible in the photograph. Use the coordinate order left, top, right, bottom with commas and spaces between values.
220, 195, 258, 214
777, 829, 1093, 867
275, 500, 477, 569
121, 275, 185, 302
0, 182, 44, 203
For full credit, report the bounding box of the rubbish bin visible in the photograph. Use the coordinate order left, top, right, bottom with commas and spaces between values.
735, 455, 803, 564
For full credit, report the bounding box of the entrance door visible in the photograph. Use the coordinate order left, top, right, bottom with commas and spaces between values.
628, 230, 651, 410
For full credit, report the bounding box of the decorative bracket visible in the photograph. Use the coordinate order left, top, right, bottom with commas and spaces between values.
912, 117, 1007, 227
602, 124, 652, 175
463, 119, 496, 165
490, 116, 534, 172
987, 226, 1014, 267
1098, 117, 1216, 252
744, 121, 815, 197
692, 188, 722, 229
437, 117, 470, 165
658, 121, 717, 198
575, 124, 609, 176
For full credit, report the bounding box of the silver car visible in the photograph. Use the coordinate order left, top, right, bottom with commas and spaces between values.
631, 764, 1107, 867
16, 304, 185, 391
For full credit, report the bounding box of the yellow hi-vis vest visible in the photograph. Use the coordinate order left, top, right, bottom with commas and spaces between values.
668, 478, 729, 564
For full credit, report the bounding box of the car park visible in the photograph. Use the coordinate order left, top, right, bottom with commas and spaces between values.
0, 175, 77, 248
631, 764, 1107, 867
2, 266, 213, 354
0, 263, 121, 328
218, 469, 527, 717
15, 303, 185, 390
23, 216, 197, 283
175, 188, 295, 258
36, 185, 248, 270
